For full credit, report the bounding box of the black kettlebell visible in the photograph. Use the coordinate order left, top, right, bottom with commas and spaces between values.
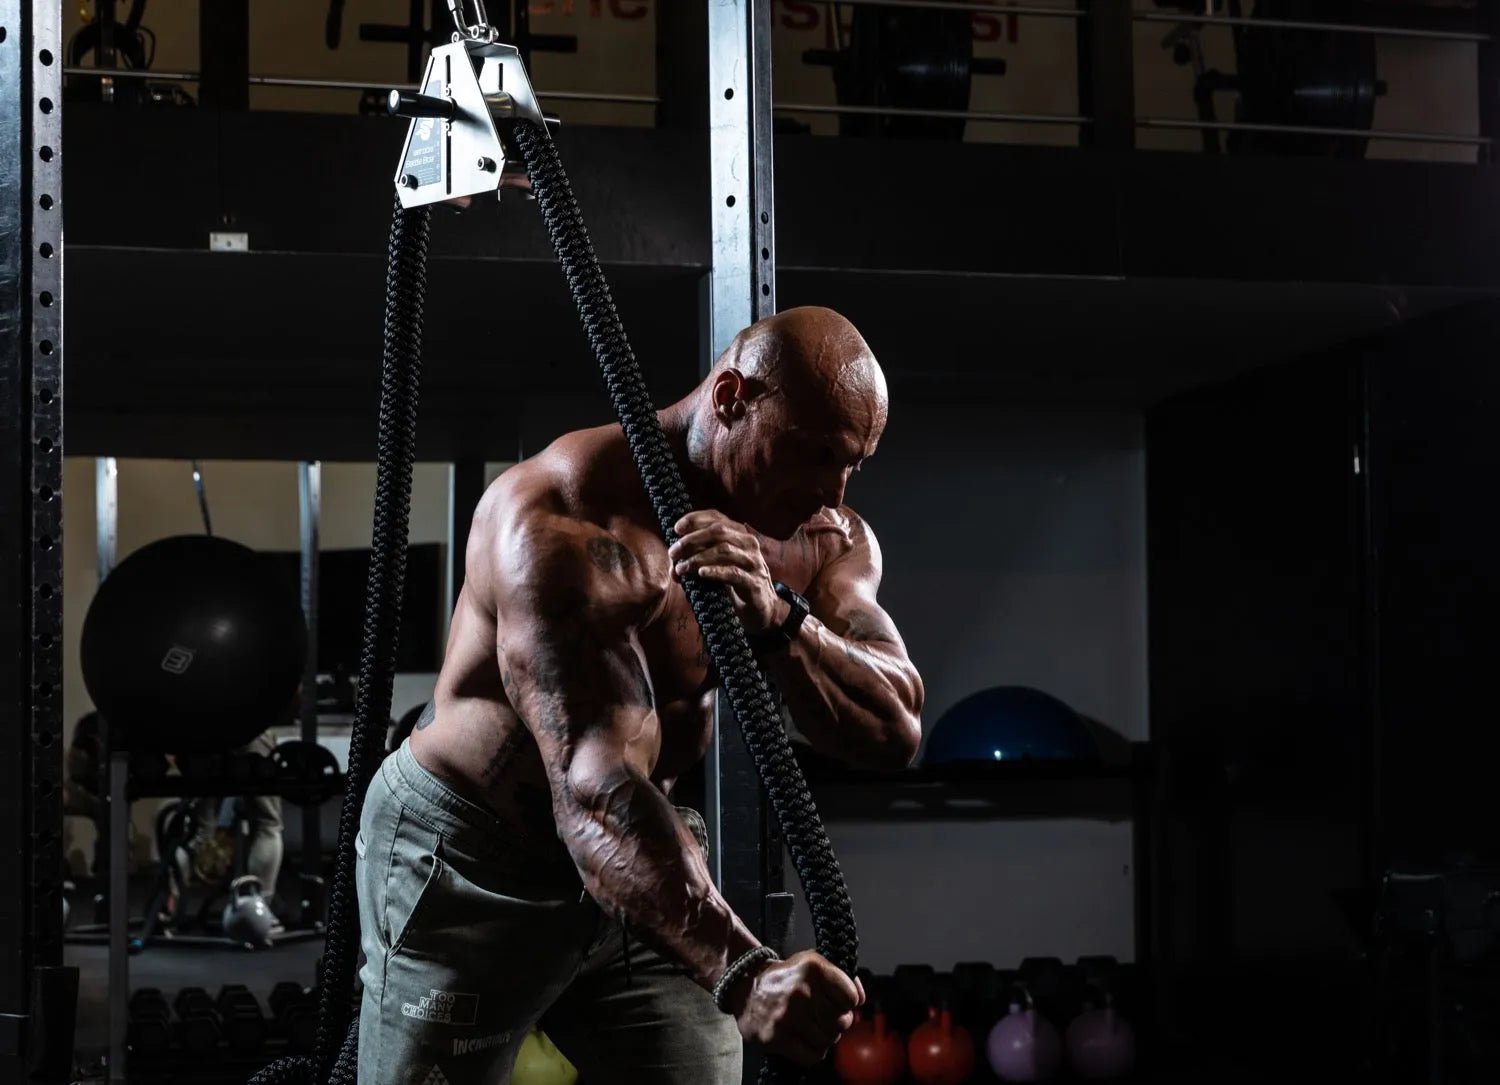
222, 875, 276, 949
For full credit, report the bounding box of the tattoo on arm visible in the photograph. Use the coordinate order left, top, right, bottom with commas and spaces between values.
843, 638, 877, 670
843, 607, 899, 646
586, 536, 637, 574
413, 702, 438, 730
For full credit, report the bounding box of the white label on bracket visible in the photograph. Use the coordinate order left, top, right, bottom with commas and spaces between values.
209, 231, 250, 253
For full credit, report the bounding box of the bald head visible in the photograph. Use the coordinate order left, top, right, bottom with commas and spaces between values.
716, 306, 887, 424
681, 306, 887, 539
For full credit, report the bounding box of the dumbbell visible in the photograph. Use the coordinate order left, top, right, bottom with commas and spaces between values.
951, 961, 1000, 1037
1077, 956, 1120, 1001
173, 986, 222, 1054
1019, 957, 1080, 1025
217, 984, 268, 1054
126, 988, 171, 1059
270, 981, 318, 1052
891, 963, 937, 1033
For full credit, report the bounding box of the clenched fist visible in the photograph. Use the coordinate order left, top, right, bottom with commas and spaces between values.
724, 950, 866, 1067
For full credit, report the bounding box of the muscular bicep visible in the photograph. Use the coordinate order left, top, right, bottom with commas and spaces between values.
493, 519, 659, 797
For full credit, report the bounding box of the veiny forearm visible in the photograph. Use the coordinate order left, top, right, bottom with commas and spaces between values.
559, 762, 760, 989
761, 615, 923, 769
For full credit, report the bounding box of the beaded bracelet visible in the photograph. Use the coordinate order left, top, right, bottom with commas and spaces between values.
711, 945, 780, 1013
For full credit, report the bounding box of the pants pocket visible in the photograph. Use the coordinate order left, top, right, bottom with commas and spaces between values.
385, 810, 444, 957
361, 841, 598, 1085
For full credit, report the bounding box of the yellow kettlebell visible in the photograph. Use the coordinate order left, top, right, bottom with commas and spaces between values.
510, 1028, 577, 1085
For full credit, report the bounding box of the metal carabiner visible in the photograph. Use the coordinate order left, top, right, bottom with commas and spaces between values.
446, 0, 499, 44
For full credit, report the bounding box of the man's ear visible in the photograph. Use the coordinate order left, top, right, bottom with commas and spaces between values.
712, 369, 747, 421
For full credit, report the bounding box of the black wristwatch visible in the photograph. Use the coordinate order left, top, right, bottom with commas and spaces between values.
749, 581, 810, 654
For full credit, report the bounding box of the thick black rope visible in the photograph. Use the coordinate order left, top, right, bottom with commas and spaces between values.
250, 121, 855, 1085
248, 196, 431, 1085
513, 119, 858, 1083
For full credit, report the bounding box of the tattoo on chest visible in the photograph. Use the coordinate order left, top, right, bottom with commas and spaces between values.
586, 536, 637, 574
413, 702, 437, 731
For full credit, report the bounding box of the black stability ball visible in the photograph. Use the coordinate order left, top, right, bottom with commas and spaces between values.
81, 535, 307, 753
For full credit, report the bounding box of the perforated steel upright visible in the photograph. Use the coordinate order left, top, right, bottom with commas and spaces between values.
704, 0, 785, 990
1, 1, 72, 1080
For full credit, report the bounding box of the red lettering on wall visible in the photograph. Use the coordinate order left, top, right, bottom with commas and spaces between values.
522, 0, 1021, 41
970, 2, 1021, 44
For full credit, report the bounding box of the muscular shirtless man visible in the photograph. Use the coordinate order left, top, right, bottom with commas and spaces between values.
355, 306, 925, 1084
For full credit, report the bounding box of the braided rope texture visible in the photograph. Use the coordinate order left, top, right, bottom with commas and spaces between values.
513, 120, 859, 1084
250, 125, 855, 1085
248, 198, 432, 1085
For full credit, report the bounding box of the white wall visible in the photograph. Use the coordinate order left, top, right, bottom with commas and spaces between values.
60, 1, 1479, 161
782, 405, 1148, 973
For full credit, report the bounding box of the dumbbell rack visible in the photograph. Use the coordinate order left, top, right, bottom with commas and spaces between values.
123, 981, 321, 1084
792, 740, 1159, 1069
76, 718, 347, 1085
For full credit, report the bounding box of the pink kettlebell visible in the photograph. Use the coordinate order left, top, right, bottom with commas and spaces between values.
1065, 994, 1136, 1080
986, 988, 1061, 1082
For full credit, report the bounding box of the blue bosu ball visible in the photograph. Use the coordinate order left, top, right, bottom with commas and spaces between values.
923, 686, 1100, 765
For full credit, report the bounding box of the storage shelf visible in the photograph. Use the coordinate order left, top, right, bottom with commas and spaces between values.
793, 743, 1152, 823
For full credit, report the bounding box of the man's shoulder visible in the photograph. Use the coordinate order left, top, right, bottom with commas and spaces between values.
487, 424, 638, 517
484, 448, 665, 622
803, 505, 877, 570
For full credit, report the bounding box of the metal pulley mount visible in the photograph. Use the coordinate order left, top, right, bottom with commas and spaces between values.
386, 0, 555, 208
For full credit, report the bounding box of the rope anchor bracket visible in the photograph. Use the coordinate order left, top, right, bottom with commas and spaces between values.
387, 35, 553, 209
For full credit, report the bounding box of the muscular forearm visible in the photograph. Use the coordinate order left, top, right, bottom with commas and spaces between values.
760, 615, 922, 769
559, 763, 760, 989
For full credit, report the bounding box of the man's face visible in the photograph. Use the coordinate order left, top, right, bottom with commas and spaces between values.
728, 386, 884, 540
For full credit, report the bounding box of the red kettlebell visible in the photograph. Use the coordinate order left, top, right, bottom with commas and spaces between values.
834, 1006, 906, 1085
908, 1003, 976, 1085
1065, 993, 1136, 1080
